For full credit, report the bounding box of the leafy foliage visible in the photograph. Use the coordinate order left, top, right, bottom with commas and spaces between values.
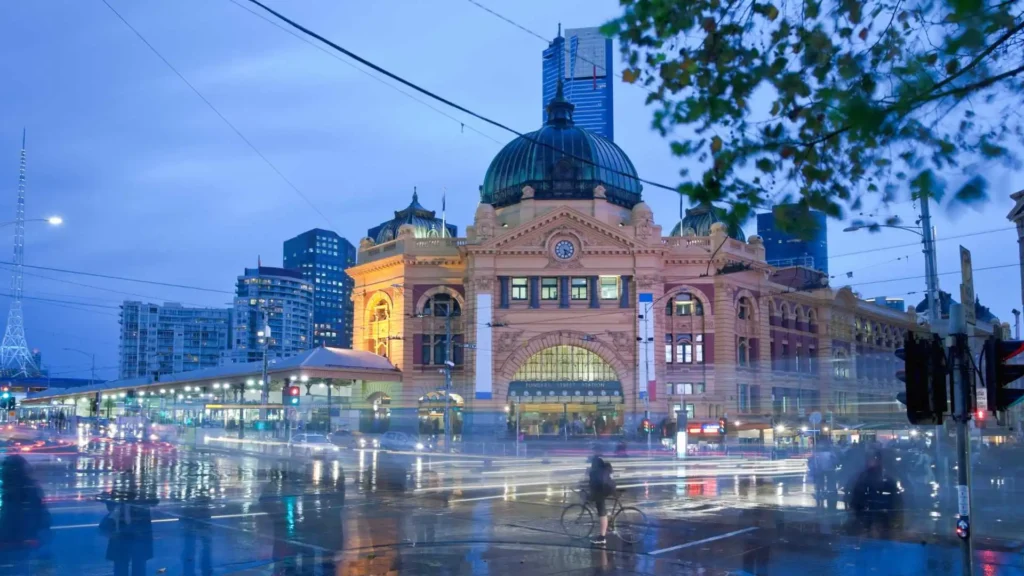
603, 0, 1024, 233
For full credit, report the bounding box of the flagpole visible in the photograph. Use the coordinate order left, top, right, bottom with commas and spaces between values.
441, 188, 447, 238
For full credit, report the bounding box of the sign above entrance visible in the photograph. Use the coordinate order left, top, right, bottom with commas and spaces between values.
508, 381, 623, 404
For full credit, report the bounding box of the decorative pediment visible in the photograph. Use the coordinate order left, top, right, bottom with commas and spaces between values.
472, 207, 640, 255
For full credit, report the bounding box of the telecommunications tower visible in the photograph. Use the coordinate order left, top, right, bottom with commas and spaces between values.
0, 130, 38, 377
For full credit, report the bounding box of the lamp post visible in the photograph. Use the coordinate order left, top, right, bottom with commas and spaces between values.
63, 348, 96, 384
0, 217, 62, 228
843, 213, 939, 327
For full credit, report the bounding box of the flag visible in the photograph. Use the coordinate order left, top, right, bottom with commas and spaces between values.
593, 65, 597, 90
258, 255, 262, 267
441, 188, 447, 238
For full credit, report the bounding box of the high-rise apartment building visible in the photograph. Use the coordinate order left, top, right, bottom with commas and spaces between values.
283, 229, 356, 348
757, 205, 829, 274
231, 266, 314, 364
542, 26, 614, 140
118, 301, 232, 379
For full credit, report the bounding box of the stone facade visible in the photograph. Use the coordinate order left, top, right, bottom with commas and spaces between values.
347, 193, 921, 439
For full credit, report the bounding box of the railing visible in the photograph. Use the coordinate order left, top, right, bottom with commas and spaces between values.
358, 237, 466, 264
663, 236, 712, 248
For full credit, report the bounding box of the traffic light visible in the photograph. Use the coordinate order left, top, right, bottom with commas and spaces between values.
640, 418, 653, 434
982, 337, 1024, 415
286, 385, 301, 406
718, 417, 728, 435
895, 333, 948, 425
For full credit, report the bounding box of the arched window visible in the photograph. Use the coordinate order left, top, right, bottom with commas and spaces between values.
737, 297, 753, 320
367, 298, 391, 359
423, 293, 462, 317
667, 293, 703, 316
512, 346, 617, 381
834, 349, 851, 379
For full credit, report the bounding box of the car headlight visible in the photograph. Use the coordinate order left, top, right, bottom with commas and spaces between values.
415, 442, 425, 451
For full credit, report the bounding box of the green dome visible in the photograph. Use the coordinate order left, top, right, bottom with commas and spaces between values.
366, 188, 457, 244
670, 202, 746, 241
480, 83, 642, 209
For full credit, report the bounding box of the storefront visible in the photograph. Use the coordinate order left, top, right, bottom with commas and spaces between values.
507, 381, 624, 437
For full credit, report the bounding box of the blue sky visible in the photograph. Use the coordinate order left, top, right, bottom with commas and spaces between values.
0, 0, 1020, 379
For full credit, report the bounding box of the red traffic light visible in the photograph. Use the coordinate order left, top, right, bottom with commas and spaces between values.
287, 386, 301, 396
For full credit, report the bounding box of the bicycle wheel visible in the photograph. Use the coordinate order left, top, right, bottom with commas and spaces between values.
612, 506, 649, 544
560, 504, 594, 539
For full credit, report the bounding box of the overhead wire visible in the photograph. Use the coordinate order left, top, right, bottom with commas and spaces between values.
829, 226, 1014, 260
98, 0, 337, 229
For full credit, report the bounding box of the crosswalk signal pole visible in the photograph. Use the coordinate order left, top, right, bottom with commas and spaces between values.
949, 303, 974, 576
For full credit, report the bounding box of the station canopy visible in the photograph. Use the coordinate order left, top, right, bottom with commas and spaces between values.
24, 347, 401, 404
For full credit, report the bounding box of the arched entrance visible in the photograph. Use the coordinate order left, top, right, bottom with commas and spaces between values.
361, 392, 391, 433
507, 345, 625, 438
417, 391, 464, 435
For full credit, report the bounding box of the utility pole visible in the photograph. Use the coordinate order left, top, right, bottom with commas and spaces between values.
920, 195, 941, 327
443, 311, 453, 453
949, 302, 974, 576
258, 303, 270, 436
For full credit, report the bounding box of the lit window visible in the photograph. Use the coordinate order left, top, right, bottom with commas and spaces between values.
541, 278, 558, 300
665, 334, 672, 363
570, 278, 588, 300
599, 276, 618, 299
511, 278, 528, 301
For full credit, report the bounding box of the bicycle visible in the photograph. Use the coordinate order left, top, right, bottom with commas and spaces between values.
560, 487, 649, 544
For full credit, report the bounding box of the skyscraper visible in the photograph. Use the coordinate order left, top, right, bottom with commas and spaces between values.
118, 301, 232, 379
757, 205, 829, 274
283, 229, 356, 348
542, 26, 614, 140
231, 266, 314, 364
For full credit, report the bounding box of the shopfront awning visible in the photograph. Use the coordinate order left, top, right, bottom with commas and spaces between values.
508, 381, 623, 404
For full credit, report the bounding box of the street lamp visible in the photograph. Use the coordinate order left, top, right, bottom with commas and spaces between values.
843, 210, 940, 326
63, 348, 96, 384
0, 217, 63, 227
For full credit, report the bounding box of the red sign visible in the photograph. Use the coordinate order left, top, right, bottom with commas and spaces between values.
647, 380, 657, 402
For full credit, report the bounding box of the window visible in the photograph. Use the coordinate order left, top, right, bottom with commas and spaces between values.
738, 297, 752, 320
781, 342, 789, 371
676, 334, 692, 363
676, 383, 705, 395
672, 293, 703, 316
738, 384, 750, 413
571, 277, 588, 300
695, 334, 704, 363
664, 334, 673, 363
685, 403, 696, 419
599, 276, 618, 299
738, 337, 749, 366
541, 278, 558, 300
423, 293, 461, 317
511, 278, 528, 301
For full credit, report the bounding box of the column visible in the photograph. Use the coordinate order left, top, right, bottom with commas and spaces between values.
529, 277, 540, 309
559, 277, 569, 309
498, 276, 510, 309
619, 275, 631, 308
589, 276, 599, 309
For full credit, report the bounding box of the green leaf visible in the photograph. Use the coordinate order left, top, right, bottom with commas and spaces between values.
755, 158, 775, 173
952, 176, 988, 205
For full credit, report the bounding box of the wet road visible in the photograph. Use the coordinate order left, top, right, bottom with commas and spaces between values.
0, 437, 1022, 575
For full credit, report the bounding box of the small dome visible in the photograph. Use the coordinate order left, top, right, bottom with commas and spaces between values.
366, 188, 457, 244
480, 82, 642, 209
670, 202, 746, 241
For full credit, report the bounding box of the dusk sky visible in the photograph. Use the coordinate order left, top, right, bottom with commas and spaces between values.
0, 0, 1020, 379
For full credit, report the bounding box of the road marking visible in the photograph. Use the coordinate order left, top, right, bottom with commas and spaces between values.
52, 518, 179, 530
210, 512, 267, 519
649, 526, 758, 556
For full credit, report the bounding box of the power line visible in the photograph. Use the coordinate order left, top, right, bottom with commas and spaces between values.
846, 262, 1019, 288
1, 264, 215, 307
98, 0, 337, 229
224, 0, 505, 147
0, 260, 232, 295
243, 0, 691, 199
829, 226, 1014, 259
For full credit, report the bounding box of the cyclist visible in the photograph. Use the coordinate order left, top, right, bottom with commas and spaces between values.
587, 448, 616, 545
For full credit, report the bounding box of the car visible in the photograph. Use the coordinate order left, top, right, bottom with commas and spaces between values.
289, 433, 340, 453
328, 430, 379, 450
379, 431, 432, 452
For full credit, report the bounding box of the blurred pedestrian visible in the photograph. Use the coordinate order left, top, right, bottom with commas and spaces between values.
0, 455, 50, 561
100, 491, 156, 576
845, 449, 903, 537
809, 441, 837, 503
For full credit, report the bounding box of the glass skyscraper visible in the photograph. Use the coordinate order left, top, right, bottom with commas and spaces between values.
542, 26, 614, 140
757, 205, 829, 274
284, 229, 356, 348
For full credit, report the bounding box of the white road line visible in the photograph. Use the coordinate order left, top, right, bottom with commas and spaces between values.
210, 512, 267, 519
649, 526, 758, 556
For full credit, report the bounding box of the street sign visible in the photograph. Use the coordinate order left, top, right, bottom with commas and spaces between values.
960, 246, 976, 326
809, 411, 822, 425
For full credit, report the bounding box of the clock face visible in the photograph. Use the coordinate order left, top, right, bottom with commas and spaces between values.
554, 240, 575, 260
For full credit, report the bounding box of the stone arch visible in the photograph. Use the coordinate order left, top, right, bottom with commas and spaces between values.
735, 288, 760, 322
495, 330, 629, 399
664, 284, 713, 315
795, 305, 808, 322
363, 290, 395, 326
780, 301, 791, 320
414, 286, 466, 316
769, 298, 780, 317
807, 308, 818, 323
